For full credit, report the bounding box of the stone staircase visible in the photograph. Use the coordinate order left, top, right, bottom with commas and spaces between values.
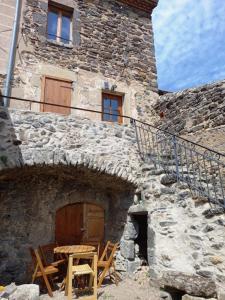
133, 119, 225, 212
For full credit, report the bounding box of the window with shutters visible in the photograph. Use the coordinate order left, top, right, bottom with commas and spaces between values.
47, 3, 73, 44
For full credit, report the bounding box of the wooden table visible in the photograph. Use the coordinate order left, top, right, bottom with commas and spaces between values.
54, 245, 95, 255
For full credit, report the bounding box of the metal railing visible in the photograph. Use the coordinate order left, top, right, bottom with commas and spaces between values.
133, 120, 225, 210
1, 95, 225, 210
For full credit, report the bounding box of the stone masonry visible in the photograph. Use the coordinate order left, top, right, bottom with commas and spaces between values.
1, 0, 225, 299
0, 107, 139, 283
0, 0, 159, 124
154, 80, 225, 136
1, 107, 225, 299
21, 0, 157, 90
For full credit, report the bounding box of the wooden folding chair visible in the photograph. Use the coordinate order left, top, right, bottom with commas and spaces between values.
66, 252, 98, 300
97, 241, 121, 288
39, 243, 66, 267
29, 247, 59, 297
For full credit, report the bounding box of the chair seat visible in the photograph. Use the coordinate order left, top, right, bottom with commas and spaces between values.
72, 264, 94, 276
51, 259, 66, 267
36, 265, 59, 277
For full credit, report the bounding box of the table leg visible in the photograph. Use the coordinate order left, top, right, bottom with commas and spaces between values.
65, 266, 69, 296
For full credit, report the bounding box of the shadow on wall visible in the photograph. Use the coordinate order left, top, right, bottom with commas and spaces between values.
0, 101, 24, 173
0, 101, 25, 284
0, 163, 135, 284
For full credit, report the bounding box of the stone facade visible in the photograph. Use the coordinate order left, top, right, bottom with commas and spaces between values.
0, 107, 140, 283
1, 108, 225, 299
1, 1, 225, 299
1, 0, 159, 123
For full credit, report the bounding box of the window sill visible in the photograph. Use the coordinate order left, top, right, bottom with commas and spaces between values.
47, 39, 74, 49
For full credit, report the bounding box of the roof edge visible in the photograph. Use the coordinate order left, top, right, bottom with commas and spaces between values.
117, 0, 158, 13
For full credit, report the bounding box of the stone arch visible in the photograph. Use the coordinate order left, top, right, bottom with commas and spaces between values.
0, 110, 141, 187
0, 163, 135, 283
1, 141, 139, 187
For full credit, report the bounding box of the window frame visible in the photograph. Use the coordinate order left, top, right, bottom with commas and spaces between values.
47, 4, 73, 45
102, 93, 123, 124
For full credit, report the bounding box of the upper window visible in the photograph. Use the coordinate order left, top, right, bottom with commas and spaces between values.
102, 93, 123, 124
47, 4, 73, 44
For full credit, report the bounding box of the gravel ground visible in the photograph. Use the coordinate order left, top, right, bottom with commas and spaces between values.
40, 268, 160, 300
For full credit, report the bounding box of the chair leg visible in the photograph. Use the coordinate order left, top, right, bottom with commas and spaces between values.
97, 268, 108, 288
88, 273, 94, 290
42, 274, 53, 297
93, 272, 97, 300
67, 273, 73, 300
31, 265, 38, 284
65, 268, 69, 296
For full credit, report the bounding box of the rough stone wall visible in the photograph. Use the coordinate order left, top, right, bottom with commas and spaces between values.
3, 0, 159, 124
0, 107, 140, 283
135, 163, 225, 298
0, 107, 140, 183
21, 0, 157, 90
154, 80, 225, 136
1, 109, 225, 297
0, 167, 133, 284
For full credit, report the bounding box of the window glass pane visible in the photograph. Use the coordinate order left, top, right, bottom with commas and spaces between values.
112, 110, 119, 122
103, 98, 110, 108
112, 114, 118, 122
61, 14, 71, 44
111, 99, 119, 110
103, 108, 110, 121
47, 11, 58, 40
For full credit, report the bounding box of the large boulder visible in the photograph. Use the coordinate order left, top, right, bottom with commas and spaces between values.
9, 284, 39, 300
160, 272, 217, 298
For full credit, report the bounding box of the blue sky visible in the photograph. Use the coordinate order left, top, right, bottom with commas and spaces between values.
152, 0, 225, 92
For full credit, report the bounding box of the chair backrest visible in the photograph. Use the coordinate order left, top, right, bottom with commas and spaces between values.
99, 241, 118, 265
39, 243, 57, 266
82, 241, 100, 257
29, 247, 45, 272
70, 252, 97, 261
68, 252, 98, 278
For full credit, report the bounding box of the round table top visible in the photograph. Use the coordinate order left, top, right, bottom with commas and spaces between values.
54, 245, 95, 254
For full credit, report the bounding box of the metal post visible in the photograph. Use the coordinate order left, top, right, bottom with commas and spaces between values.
173, 135, 180, 181
3, 0, 22, 107
133, 119, 143, 160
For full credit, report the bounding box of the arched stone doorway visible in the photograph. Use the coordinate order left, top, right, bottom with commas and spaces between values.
55, 203, 105, 245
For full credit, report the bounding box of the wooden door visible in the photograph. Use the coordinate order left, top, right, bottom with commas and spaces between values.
42, 76, 72, 115
55, 203, 83, 245
55, 203, 104, 245
83, 203, 105, 243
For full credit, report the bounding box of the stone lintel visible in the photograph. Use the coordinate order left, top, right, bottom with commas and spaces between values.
117, 0, 158, 13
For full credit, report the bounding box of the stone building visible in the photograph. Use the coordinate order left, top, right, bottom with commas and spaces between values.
1, 1, 225, 299
0, 0, 16, 81
0, 0, 158, 123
